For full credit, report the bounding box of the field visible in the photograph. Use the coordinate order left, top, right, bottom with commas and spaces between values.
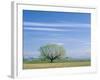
23, 60, 90, 69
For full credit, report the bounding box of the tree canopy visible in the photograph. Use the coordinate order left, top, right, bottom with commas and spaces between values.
39, 44, 65, 63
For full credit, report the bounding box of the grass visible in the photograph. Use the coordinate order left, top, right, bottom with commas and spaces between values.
23, 60, 91, 69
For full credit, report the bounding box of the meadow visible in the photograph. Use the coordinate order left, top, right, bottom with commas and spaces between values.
23, 59, 90, 69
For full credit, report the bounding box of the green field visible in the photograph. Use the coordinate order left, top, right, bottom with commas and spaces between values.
23, 60, 90, 69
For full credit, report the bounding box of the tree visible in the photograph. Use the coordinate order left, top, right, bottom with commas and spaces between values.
39, 44, 65, 63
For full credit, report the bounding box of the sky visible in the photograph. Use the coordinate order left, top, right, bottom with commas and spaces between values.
23, 10, 91, 59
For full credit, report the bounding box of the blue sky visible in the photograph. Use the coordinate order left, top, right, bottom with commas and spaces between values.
23, 10, 91, 59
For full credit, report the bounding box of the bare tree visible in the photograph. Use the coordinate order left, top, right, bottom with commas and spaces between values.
39, 44, 65, 63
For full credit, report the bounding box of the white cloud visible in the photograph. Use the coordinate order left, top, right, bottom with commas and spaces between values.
24, 21, 90, 31
55, 43, 64, 45
48, 42, 64, 45
23, 22, 90, 28
24, 27, 73, 32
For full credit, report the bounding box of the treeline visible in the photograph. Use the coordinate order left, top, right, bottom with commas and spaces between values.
23, 57, 90, 64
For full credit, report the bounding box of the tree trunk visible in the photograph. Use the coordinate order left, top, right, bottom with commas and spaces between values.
50, 59, 53, 63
